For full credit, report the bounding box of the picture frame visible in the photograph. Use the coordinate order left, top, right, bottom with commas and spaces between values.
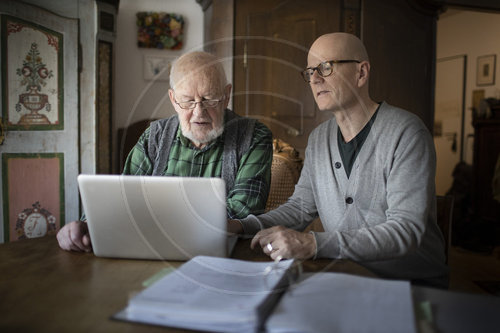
136, 12, 184, 50
476, 54, 496, 86
143, 55, 171, 81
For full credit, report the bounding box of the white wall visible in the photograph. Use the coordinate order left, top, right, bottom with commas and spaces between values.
435, 9, 500, 194
437, 9, 500, 161
114, 0, 203, 131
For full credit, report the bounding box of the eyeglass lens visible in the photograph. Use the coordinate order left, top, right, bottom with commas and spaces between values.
301, 60, 360, 83
302, 62, 333, 82
176, 98, 221, 109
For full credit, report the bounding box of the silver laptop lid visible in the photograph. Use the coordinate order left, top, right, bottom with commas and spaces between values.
78, 175, 229, 260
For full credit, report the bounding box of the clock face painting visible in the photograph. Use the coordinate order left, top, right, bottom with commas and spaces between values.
16, 201, 56, 240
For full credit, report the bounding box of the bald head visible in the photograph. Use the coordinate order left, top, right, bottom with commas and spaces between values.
169, 51, 228, 93
308, 33, 369, 66
306, 32, 376, 115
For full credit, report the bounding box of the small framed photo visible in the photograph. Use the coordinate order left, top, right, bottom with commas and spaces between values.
476, 54, 496, 86
143, 55, 171, 81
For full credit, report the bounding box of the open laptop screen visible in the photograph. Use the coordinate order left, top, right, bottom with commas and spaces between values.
78, 175, 231, 260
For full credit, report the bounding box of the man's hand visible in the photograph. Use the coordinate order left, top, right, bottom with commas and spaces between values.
227, 219, 243, 236
56, 220, 92, 252
250, 226, 316, 260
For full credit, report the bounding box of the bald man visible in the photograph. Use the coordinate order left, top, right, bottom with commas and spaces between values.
58, 51, 273, 253
233, 33, 448, 287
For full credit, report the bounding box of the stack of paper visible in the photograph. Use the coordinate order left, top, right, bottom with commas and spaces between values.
116, 256, 295, 332
116, 256, 416, 333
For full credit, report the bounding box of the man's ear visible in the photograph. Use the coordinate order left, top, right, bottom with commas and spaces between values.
357, 61, 370, 88
223, 84, 232, 109
168, 89, 179, 113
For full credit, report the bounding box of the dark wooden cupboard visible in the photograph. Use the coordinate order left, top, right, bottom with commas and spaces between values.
473, 105, 500, 225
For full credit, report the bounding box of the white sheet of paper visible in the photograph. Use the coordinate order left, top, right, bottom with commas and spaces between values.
265, 272, 416, 333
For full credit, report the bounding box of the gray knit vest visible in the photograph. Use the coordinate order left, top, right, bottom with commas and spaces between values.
147, 109, 256, 195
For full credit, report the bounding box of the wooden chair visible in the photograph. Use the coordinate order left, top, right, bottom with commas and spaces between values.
436, 195, 454, 263
265, 139, 303, 211
265, 139, 326, 232
116, 119, 156, 173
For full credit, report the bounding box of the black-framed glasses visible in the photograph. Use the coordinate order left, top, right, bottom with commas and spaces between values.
174, 94, 225, 110
301, 60, 361, 83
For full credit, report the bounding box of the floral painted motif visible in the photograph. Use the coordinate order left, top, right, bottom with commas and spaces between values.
4, 16, 62, 129
16, 42, 53, 93
15, 201, 56, 240
15, 42, 53, 125
136, 12, 184, 50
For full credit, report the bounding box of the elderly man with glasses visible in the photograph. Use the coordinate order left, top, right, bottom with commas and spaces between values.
232, 32, 448, 288
57, 51, 273, 252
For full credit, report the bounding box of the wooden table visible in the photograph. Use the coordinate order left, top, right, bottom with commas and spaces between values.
0, 236, 375, 332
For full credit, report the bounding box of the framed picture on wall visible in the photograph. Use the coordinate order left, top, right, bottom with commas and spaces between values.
143, 55, 171, 81
136, 12, 184, 50
476, 54, 496, 86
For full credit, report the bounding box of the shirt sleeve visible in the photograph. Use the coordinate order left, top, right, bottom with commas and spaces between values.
227, 122, 273, 219
122, 126, 154, 175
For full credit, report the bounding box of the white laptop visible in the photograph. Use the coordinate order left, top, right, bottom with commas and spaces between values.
77, 174, 236, 260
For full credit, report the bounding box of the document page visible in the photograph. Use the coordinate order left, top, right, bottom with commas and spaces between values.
265, 272, 416, 333
120, 256, 294, 332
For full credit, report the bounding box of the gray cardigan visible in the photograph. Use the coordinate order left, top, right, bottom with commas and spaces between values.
241, 102, 448, 286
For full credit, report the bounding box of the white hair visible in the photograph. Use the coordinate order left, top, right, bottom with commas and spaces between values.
169, 51, 228, 91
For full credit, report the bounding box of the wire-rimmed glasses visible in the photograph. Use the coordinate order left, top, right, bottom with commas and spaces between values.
301, 59, 361, 83
174, 94, 225, 110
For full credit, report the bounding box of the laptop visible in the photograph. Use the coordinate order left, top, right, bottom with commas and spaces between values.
77, 174, 237, 260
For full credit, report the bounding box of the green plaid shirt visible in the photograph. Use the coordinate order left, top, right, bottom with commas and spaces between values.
123, 121, 273, 219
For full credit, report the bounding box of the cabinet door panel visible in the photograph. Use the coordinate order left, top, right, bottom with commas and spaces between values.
234, 0, 342, 156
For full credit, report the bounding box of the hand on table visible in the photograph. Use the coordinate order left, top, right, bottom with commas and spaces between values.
56, 220, 92, 252
250, 226, 316, 260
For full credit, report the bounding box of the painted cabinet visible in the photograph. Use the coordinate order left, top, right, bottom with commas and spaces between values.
0, 0, 79, 242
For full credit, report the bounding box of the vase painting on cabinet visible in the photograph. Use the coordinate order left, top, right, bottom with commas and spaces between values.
2, 15, 63, 130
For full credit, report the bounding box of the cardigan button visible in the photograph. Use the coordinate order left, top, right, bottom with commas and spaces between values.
335, 162, 342, 169
345, 197, 353, 204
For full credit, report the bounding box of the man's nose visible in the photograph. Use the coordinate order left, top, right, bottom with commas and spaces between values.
310, 69, 323, 84
192, 102, 206, 116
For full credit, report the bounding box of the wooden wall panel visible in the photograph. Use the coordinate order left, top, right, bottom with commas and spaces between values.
362, 0, 438, 131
